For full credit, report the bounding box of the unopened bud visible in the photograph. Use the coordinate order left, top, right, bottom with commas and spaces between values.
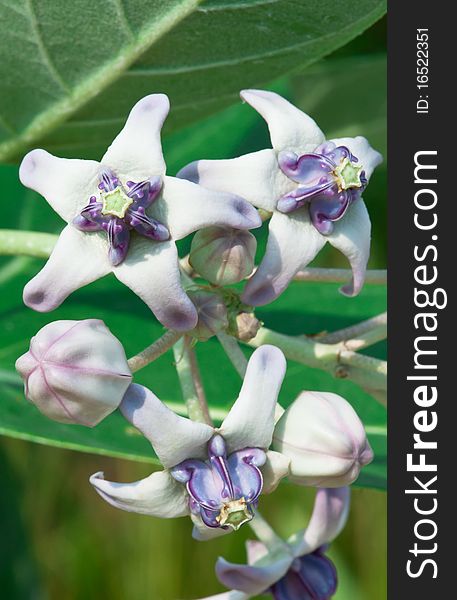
273, 391, 373, 487
188, 290, 229, 341
189, 226, 256, 286
16, 319, 132, 426
235, 312, 261, 342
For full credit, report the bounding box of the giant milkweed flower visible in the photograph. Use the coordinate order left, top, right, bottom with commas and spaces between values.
179, 90, 382, 306
19, 94, 261, 331
90, 345, 290, 540
198, 487, 350, 600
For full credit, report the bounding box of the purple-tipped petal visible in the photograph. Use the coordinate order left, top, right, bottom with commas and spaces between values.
19, 149, 101, 222
120, 384, 213, 467
271, 552, 337, 600
216, 554, 293, 596
126, 208, 170, 241
242, 211, 326, 306
23, 226, 111, 312
127, 176, 162, 208
113, 238, 198, 331
101, 94, 169, 180
220, 345, 286, 453
156, 177, 262, 241
72, 214, 104, 232
89, 470, 189, 518
107, 219, 130, 266
240, 90, 325, 154
309, 192, 351, 236
278, 151, 334, 184
326, 199, 371, 296
171, 459, 225, 511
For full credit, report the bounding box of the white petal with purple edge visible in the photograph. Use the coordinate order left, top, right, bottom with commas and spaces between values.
197, 592, 249, 600
89, 469, 189, 518
120, 384, 214, 468
288, 487, 350, 558
216, 554, 292, 596
101, 94, 169, 180
23, 226, 111, 312
261, 450, 290, 494
330, 136, 383, 181
242, 211, 326, 306
19, 149, 101, 222
240, 90, 325, 154
219, 345, 286, 453
113, 238, 198, 331
327, 199, 371, 297
154, 176, 262, 241
177, 150, 293, 212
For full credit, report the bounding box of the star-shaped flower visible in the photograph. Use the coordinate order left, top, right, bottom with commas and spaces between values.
199, 487, 349, 600
178, 90, 382, 306
90, 345, 291, 540
19, 94, 261, 330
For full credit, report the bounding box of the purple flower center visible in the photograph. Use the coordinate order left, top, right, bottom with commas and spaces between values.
170, 434, 266, 531
277, 142, 367, 235
269, 548, 337, 600
73, 168, 170, 265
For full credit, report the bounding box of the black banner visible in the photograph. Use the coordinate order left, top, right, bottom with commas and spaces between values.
388, 1, 453, 596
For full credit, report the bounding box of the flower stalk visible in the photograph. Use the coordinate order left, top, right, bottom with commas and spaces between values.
216, 331, 248, 377
127, 329, 183, 373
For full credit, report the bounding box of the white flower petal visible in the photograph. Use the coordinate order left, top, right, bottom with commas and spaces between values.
120, 383, 214, 468
196, 593, 249, 600
288, 487, 350, 558
219, 345, 286, 453
101, 94, 169, 180
19, 149, 100, 222
23, 226, 110, 312
191, 513, 233, 541
240, 89, 325, 154
261, 450, 290, 494
89, 469, 189, 518
242, 211, 326, 306
327, 199, 371, 297
330, 136, 383, 181
216, 554, 292, 596
153, 176, 261, 241
113, 238, 198, 331
177, 150, 293, 212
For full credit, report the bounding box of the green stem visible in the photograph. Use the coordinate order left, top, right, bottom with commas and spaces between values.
127, 330, 182, 373
0, 230, 57, 258
216, 331, 248, 377
294, 267, 387, 285
173, 337, 213, 426
245, 326, 387, 394
316, 312, 387, 349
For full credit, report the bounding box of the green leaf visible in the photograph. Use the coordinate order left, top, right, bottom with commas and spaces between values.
0, 0, 386, 161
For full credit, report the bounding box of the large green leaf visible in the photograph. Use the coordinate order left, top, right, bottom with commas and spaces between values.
0, 0, 386, 161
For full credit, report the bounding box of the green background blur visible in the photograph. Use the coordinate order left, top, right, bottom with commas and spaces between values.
0, 17, 387, 600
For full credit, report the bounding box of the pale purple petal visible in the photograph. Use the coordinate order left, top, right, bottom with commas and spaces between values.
271, 553, 337, 600
241, 211, 326, 306
196, 593, 249, 600
220, 345, 286, 453
227, 448, 266, 502
23, 225, 111, 312
120, 384, 214, 467
171, 459, 225, 511
154, 177, 261, 241
177, 149, 293, 212
288, 488, 350, 558
101, 94, 169, 180
19, 149, 101, 222
89, 470, 189, 518
240, 90, 325, 153
113, 238, 198, 331
327, 199, 371, 296
216, 555, 292, 596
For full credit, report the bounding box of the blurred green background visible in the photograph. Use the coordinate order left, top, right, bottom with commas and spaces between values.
0, 9, 386, 600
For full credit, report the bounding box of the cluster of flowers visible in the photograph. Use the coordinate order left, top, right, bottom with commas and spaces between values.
16, 90, 381, 599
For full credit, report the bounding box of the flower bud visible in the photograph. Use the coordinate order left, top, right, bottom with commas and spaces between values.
188, 290, 229, 341
16, 319, 132, 426
273, 391, 373, 487
189, 226, 256, 286
234, 311, 261, 342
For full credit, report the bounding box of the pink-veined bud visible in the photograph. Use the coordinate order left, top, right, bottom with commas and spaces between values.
188, 290, 229, 341
273, 391, 373, 487
15, 319, 132, 427
189, 226, 257, 285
